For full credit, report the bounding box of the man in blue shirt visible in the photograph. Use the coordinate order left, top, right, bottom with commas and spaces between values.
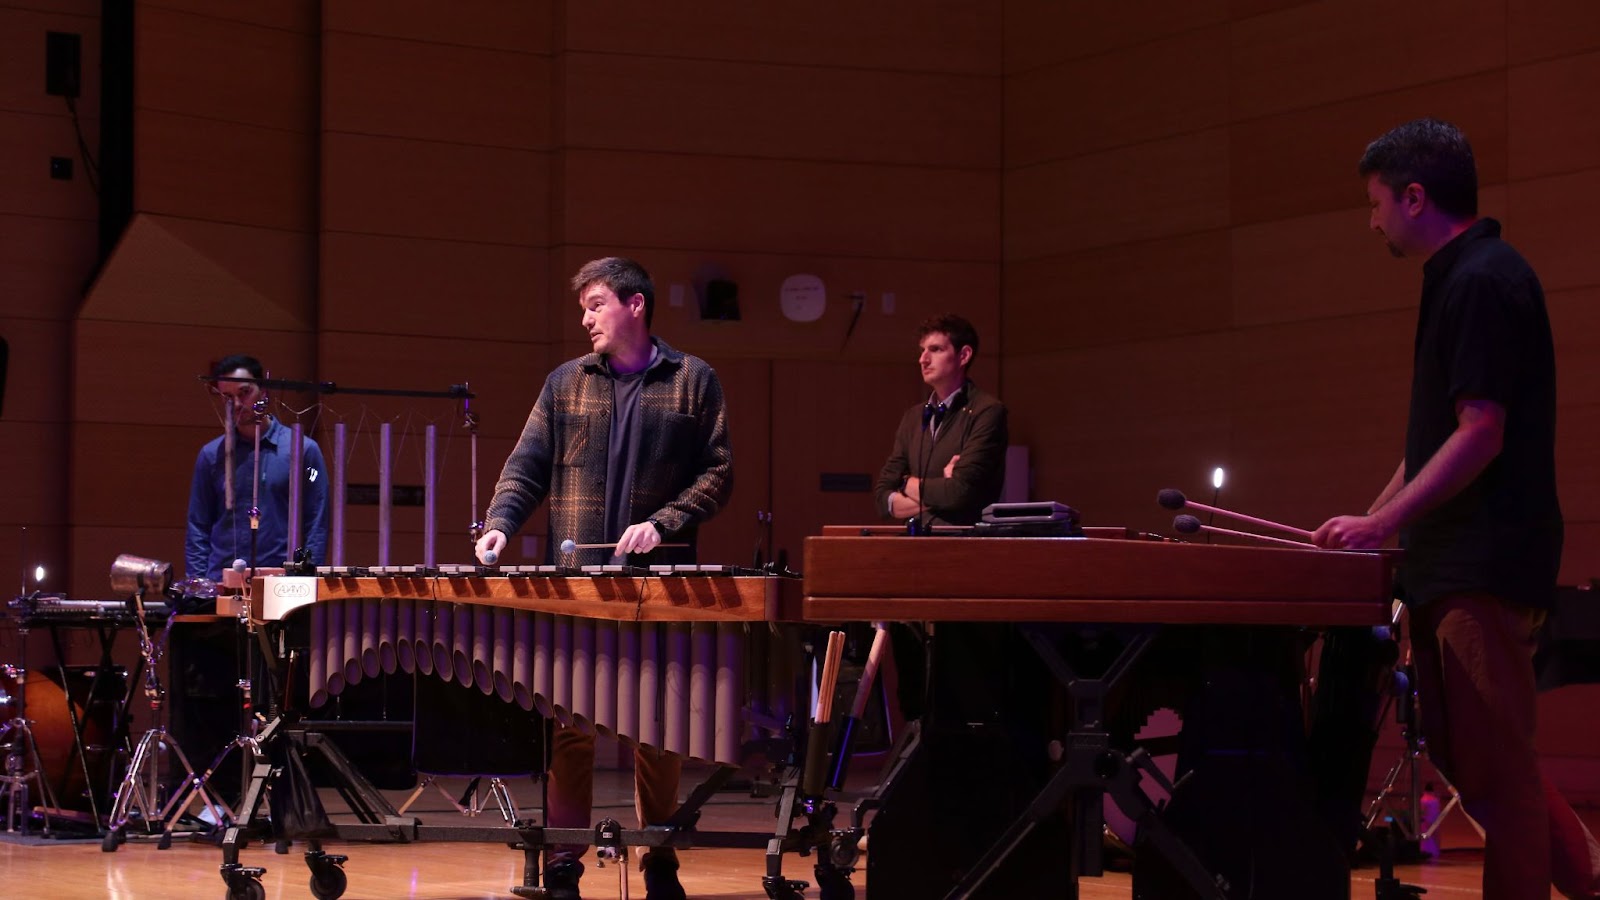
175, 354, 329, 802
185, 354, 329, 580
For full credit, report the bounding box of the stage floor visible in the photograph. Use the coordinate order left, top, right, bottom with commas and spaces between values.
1, 766, 1588, 899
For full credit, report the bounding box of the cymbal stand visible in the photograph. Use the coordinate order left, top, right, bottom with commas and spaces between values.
0, 624, 63, 835
1362, 612, 1481, 862
102, 588, 227, 850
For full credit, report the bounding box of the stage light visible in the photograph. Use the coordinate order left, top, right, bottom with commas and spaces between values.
1212, 467, 1226, 491
108, 554, 172, 597
33, 565, 45, 583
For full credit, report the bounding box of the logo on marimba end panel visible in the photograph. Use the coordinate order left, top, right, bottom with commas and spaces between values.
271, 580, 313, 598
262, 576, 320, 620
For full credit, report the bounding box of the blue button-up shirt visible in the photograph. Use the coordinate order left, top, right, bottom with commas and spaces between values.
185, 416, 329, 580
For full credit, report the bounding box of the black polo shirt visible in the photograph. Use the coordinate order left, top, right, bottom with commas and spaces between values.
1400, 217, 1562, 610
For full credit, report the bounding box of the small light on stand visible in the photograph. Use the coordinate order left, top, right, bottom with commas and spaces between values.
32, 565, 46, 587
1208, 467, 1227, 542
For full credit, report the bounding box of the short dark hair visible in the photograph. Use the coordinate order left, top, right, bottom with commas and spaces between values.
212, 353, 264, 381
917, 314, 979, 372
571, 257, 655, 328
1358, 118, 1478, 219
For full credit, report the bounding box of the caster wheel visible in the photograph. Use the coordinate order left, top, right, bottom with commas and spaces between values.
101, 829, 122, 852
157, 831, 174, 850
226, 879, 266, 900
815, 866, 855, 900
309, 865, 348, 900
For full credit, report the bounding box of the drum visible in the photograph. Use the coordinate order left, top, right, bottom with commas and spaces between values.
0, 664, 117, 812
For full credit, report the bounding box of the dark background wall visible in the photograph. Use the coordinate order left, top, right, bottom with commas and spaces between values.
3, 0, 1598, 795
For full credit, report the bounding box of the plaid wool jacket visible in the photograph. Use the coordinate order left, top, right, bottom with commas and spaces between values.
484, 337, 733, 565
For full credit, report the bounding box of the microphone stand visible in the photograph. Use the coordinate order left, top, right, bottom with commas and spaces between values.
910, 401, 940, 536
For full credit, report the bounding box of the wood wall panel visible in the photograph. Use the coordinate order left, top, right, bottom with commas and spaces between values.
1508, 170, 1600, 293
1228, 0, 1506, 121
1002, 0, 1228, 74
321, 133, 551, 245
1556, 403, 1600, 523
0, 112, 99, 222
564, 2, 1000, 75
563, 53, 999, 169
73, 320, 316, 425
78, 215, 316, 328
1509, 51, 1600, 180
1508, 0, 1600, 64
1550, 287, 1600, 408
322, 31, 553, 149
561, 150, 999, 261
1005, 129, 1229, 260
552, 244, 1001, 364
0, 214, 99, 317
145, 0, 315, 34
1560, 522, 1600, 585
1229, 206, 1415, 328
1003, 334, 1232, 535
137, 6, 316, 132
0, 316, 70, 422
1228, 73, 1509, 226
323, 0, 552, 53
1004, 26, 1228, 167
1003, 231, 1231, 354
769, 360, 937, 556
69, 423, 204, 526
135, 110, 314, 232
1226, 312, 1415, 522
319, 233, 548, 340
0, 421, 69, 522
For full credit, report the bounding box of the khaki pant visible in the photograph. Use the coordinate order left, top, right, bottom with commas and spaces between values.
1412, 592, 1600, 900
545, 721, 683, 862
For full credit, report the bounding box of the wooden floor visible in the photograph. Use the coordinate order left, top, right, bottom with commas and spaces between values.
1, 769, 1590, 899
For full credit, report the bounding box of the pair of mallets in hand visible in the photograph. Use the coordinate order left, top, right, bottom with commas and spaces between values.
1159, 488, 1316, 548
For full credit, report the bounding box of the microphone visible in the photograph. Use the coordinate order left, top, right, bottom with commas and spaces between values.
1173, 514, 1315, 548
1156, 489, 1313, 538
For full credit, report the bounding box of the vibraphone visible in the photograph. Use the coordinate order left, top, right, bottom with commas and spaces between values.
263, 565, 801, 767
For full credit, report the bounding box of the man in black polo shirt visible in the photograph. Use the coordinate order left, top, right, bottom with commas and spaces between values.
1314, 118, 1599, 899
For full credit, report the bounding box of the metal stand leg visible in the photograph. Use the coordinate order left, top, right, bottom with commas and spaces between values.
0, 715, 60, 835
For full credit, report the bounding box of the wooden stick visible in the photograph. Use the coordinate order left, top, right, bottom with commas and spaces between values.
1179, 499, 1314, 538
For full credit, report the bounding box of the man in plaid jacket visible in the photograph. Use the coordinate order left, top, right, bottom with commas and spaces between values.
476, 257, 732, 900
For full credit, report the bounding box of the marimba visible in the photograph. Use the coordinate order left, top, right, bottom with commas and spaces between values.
803, 529, 1395, 626
255, 565, 801, 767
789, 530, 1398, 900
